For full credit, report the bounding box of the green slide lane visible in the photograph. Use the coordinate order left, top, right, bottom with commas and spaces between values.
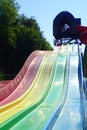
10, 52, 69, 130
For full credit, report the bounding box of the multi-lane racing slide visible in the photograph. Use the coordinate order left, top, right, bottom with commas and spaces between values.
0, 44, 84, 130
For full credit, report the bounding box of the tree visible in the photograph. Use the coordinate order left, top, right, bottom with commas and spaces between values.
0, 0, 19, 66
15, 15, 52, 68
0, 0, 19, 46
0, 1, 53, 79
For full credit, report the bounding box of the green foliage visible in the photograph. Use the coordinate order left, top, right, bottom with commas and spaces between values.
0, 0, 52, 78
15, 16, 52, 68
0, 0, 19, 46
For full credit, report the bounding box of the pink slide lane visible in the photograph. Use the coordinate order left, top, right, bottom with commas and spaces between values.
0, 80, 11, 89
0, 50, 46, 103
0, 55, 44, 106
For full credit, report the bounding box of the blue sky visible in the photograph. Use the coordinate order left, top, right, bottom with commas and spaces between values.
16, 0, 87, 48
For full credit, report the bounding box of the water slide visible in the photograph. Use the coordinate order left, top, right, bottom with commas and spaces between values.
0, 44, 84, 130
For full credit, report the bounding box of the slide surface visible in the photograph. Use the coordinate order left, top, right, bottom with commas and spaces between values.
11, 51, 69, 130
1, 49, 60, 126
0, 44, 84, 130
0, 50, 44, 101
0, 54, 44, 106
